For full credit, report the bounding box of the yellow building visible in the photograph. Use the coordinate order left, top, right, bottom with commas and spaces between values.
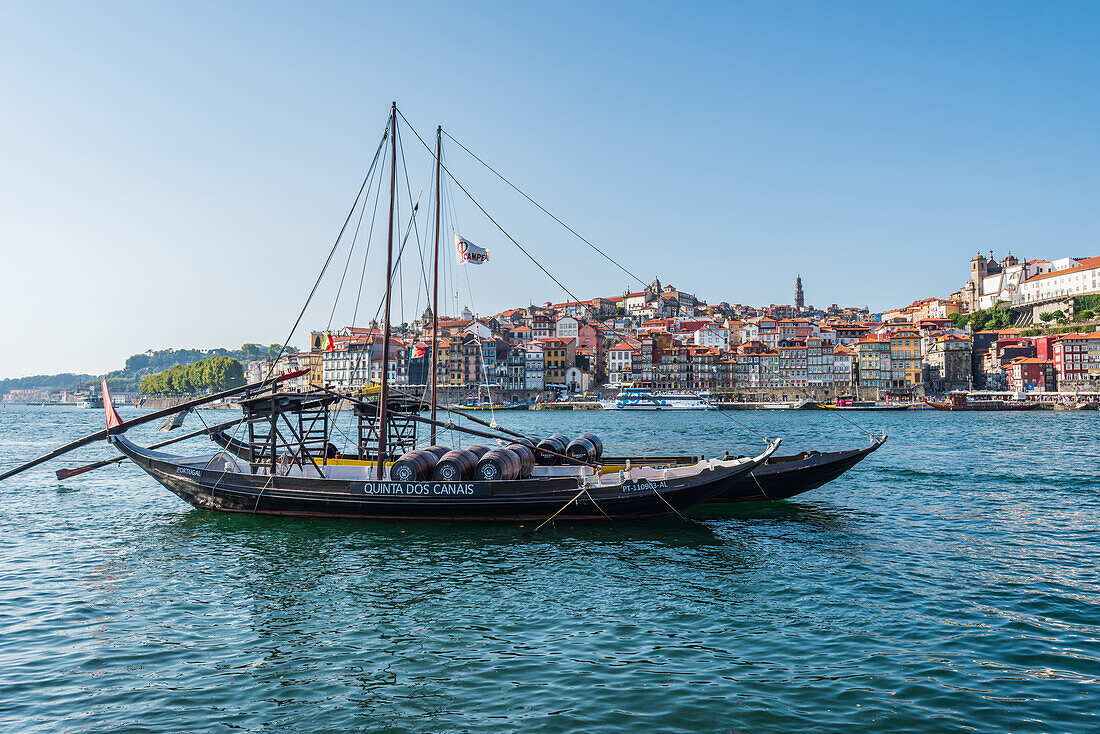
540, 337, 576, 386
304, 351, 323, 387
889, 328, 923, 388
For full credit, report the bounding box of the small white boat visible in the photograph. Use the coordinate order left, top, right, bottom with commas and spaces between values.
601, 388, 717, 411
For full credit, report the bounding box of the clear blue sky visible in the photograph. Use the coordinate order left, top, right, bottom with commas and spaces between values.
1, 1, 1098, 377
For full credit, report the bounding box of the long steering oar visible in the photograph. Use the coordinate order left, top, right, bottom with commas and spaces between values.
0, 368, 308, 482
55, 417, 245, 480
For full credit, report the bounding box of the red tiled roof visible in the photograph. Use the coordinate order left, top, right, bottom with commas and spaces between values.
1022, 256, 1100, 284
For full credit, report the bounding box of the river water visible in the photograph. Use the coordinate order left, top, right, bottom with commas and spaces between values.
0, 405, 1097, 732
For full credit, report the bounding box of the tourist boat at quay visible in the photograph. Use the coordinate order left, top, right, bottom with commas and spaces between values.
925, 392, 1041, 411
449, 399, 537, 411
818, 397, 909, 411
600, 387, 717, 411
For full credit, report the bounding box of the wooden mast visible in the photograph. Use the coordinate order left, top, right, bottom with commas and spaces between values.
376, 102, 398, 479
429, 125, 442, 444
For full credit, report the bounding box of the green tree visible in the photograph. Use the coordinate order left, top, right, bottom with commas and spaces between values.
138, 356, 244, 395
124, 353, 151, 372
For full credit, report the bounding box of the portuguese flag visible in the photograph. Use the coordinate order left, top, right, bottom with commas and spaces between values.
323, 330, 335, 351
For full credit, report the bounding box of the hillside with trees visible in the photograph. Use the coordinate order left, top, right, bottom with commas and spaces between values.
138, 357, 246, 396
950, 303, 1014, 332
0, 373, 96, 397
2, 344, 297, 396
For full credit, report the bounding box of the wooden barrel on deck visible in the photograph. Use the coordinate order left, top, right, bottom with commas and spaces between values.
432, 449, 479, 481
423, 445, 451, 461
390, 449, 441, 481
474, 448, 523, 481
566, 433, 604, 464
577, 433, 603, 459
535, 434, 569, 465
505, 443, 536, 477
465, 444, 491, 459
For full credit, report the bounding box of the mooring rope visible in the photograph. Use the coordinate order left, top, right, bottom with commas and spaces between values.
525, 487, 586, 535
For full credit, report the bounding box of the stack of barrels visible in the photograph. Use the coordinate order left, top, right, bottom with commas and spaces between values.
565, 433, 604, 464
389, 445, 451, 481
432, 445, 489, 481
534, 434, 570, 465
389, 432, 605, 482
534, 432, 604, 465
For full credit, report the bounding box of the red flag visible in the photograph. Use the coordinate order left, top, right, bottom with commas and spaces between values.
101, 379, 123, 430
411, 343, 427, 359
324, 330, 335, 351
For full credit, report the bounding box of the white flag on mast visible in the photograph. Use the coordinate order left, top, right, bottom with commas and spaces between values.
455, 234, 489, 265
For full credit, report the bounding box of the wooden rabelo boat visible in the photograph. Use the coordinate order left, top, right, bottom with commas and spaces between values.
209, 423, 882, 506
111, 429, 777, 521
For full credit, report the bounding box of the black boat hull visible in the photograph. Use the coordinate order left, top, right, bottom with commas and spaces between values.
713, 435, 885, 502
112, 435, 777, 521
604, 435, 885, 504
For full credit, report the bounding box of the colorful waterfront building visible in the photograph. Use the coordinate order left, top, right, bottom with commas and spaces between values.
1052, 333, 1100, 382
806, 337, 835, 386
777, 341, 808, 387
607, 339, 639, 386
540, 337, 575, 388
889, 328, 923, 389
832, 343, 855, 387
1003, 357, 1057, 393
523, 342, 544, 391
924, 334, 973, 393
855, 334, 891, 391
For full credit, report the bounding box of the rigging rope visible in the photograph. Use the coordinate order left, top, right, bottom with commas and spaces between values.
397, 124, 435, 314
328, 147, 383, 331
442, 129, 647, 289
262, 123, 389, 384
396, 109, 582, 304
525, 487, 586, 535
347, 147, 430, 390
352, 153, 386, 327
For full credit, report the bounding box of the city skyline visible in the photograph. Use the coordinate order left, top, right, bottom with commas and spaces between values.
2, 2, 1098, 377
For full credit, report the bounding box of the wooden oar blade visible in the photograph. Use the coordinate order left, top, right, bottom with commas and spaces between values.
56, 459, 123, 481
159, 408, 191, 432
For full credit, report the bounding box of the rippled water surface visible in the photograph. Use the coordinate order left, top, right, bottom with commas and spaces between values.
1, 406, 1098, 732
